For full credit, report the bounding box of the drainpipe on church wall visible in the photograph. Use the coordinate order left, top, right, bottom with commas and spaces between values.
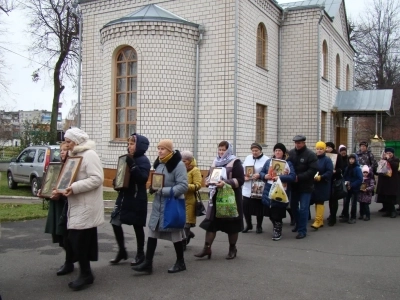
233, 0, 239, 154
277, 10, 286, 142
194, 25, 205, 160
317, 8, 324, 140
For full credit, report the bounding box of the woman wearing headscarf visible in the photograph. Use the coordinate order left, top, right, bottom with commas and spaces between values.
259, 143, 295, 240
44, 142, 74, 276
376, 147, 399, 218
194, 141, 244, 260
181, 151, 202, 248
325, 142, 343, 226
109, 134, 151, 266
310, 141, 333, 229
242, 143, 269, 233
62, 128, 104, 291
132, 140, 188, 274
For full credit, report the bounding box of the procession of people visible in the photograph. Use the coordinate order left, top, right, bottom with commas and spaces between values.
41, 130, 400, 291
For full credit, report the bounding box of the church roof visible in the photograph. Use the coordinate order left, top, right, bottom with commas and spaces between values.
103, 4, 199, 28
279, 0, 342, 19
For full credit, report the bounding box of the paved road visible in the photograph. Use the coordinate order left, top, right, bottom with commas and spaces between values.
1, 201, 400, 300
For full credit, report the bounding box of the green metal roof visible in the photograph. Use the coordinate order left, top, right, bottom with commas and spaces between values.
103, 4, 199, 28
334, 90, 394, 116
279, 0, 342, 19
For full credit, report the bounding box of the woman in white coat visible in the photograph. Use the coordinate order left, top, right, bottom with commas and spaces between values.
62, 128, 104, 291
242, 143, 269, 233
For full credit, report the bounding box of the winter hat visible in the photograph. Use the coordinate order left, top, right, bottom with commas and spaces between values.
326, 142, 335, 149
348, 153, 357, 160
339, 145, 347, 152
157, 139, 174, 153
362, 165, 370, 173
315, 141, 326, 150
359, 141, 368, 147
250, 142, 262, 151
385, 147, 395, 154
64, 128, 89, 145
273, 143, 287, 154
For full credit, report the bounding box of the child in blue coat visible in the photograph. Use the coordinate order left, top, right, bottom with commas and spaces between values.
341, 153, 363, 224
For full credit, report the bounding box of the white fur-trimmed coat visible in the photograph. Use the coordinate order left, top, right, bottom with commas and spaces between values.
67, 140, 104, 230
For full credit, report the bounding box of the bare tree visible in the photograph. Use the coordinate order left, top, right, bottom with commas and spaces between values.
0, 1, 15, 100
352, 0, 400, 90
0, 0, 14, 15
25, 0, 79, 144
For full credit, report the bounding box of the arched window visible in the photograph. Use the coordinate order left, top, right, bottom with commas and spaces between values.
346, 64, 350, 90
115, 46, 137, 139
322, 40, 328, 79
256, 23, 267, 68
336, 54, 341, 88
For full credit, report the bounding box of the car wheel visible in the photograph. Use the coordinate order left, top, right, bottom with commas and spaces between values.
31, 177, 39, 196
7, 172, 18, 189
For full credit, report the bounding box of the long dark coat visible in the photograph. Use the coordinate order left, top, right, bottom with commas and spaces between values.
312, 153, 333, 203
45, 195, 67, 243
200, 159, 245, 233
376, 156, 399, 196
115, 135, 151, 226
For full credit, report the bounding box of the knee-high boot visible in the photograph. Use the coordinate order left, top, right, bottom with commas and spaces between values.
110, 225, 127, 264
311, 204, 324, 229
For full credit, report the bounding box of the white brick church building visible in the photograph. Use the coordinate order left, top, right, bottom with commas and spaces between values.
77, 0, 354, 183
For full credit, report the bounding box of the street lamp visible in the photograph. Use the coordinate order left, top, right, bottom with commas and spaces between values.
71, 0, 82, 128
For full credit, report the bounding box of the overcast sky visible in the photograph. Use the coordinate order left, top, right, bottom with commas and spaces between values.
0, 0, 368, 119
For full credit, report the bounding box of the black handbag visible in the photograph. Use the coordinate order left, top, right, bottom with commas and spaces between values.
332, 178, 347, 200
195, 190, 206, 216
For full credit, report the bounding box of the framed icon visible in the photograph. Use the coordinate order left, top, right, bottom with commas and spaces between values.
38, 163, 63, 198
55, 156, 83, 193
245, 166, 254, 177
209, 167, 222, 184
326, 153, 338, 168
360, 182, 366, 191
151, 173, 164, 190
271, 159, 286, 176
114, 154, 131, 190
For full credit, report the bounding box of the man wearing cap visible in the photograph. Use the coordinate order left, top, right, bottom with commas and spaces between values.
356, 141, 378, 174
287, 135, 318, 239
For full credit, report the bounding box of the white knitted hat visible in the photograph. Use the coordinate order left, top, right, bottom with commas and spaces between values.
64, 128, 89, 145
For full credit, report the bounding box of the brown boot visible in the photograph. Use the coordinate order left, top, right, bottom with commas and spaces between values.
194, 244, 211, 259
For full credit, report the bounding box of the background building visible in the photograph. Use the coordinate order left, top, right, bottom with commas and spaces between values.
77, 0, 355, 185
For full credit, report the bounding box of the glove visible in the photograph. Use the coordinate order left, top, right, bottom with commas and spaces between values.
126, 155, 135, 168
149, 187, 162, 195
314, 175, 321, 182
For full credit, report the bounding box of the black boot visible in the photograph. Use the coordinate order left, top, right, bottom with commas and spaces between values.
242, 215, 253, 233
109, 248, 127, 265
132, 259, 153, 274
57, 262, 74, 276
68, 272, 94, 291
186, 231, 195, 245
130, 251, 145, 267
168, 259, 186, 273
328, 216, 336, 226
272, 221, 282, 241
68, 261, 94, 291
110, 225, 127, 264
226, 245, 237, 260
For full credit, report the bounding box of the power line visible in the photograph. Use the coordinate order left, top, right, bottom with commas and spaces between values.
0, 45, 54, 70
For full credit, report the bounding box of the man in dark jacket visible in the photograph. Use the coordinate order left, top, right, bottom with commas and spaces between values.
356, 141, 378, 174
288, 135, 318, 239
